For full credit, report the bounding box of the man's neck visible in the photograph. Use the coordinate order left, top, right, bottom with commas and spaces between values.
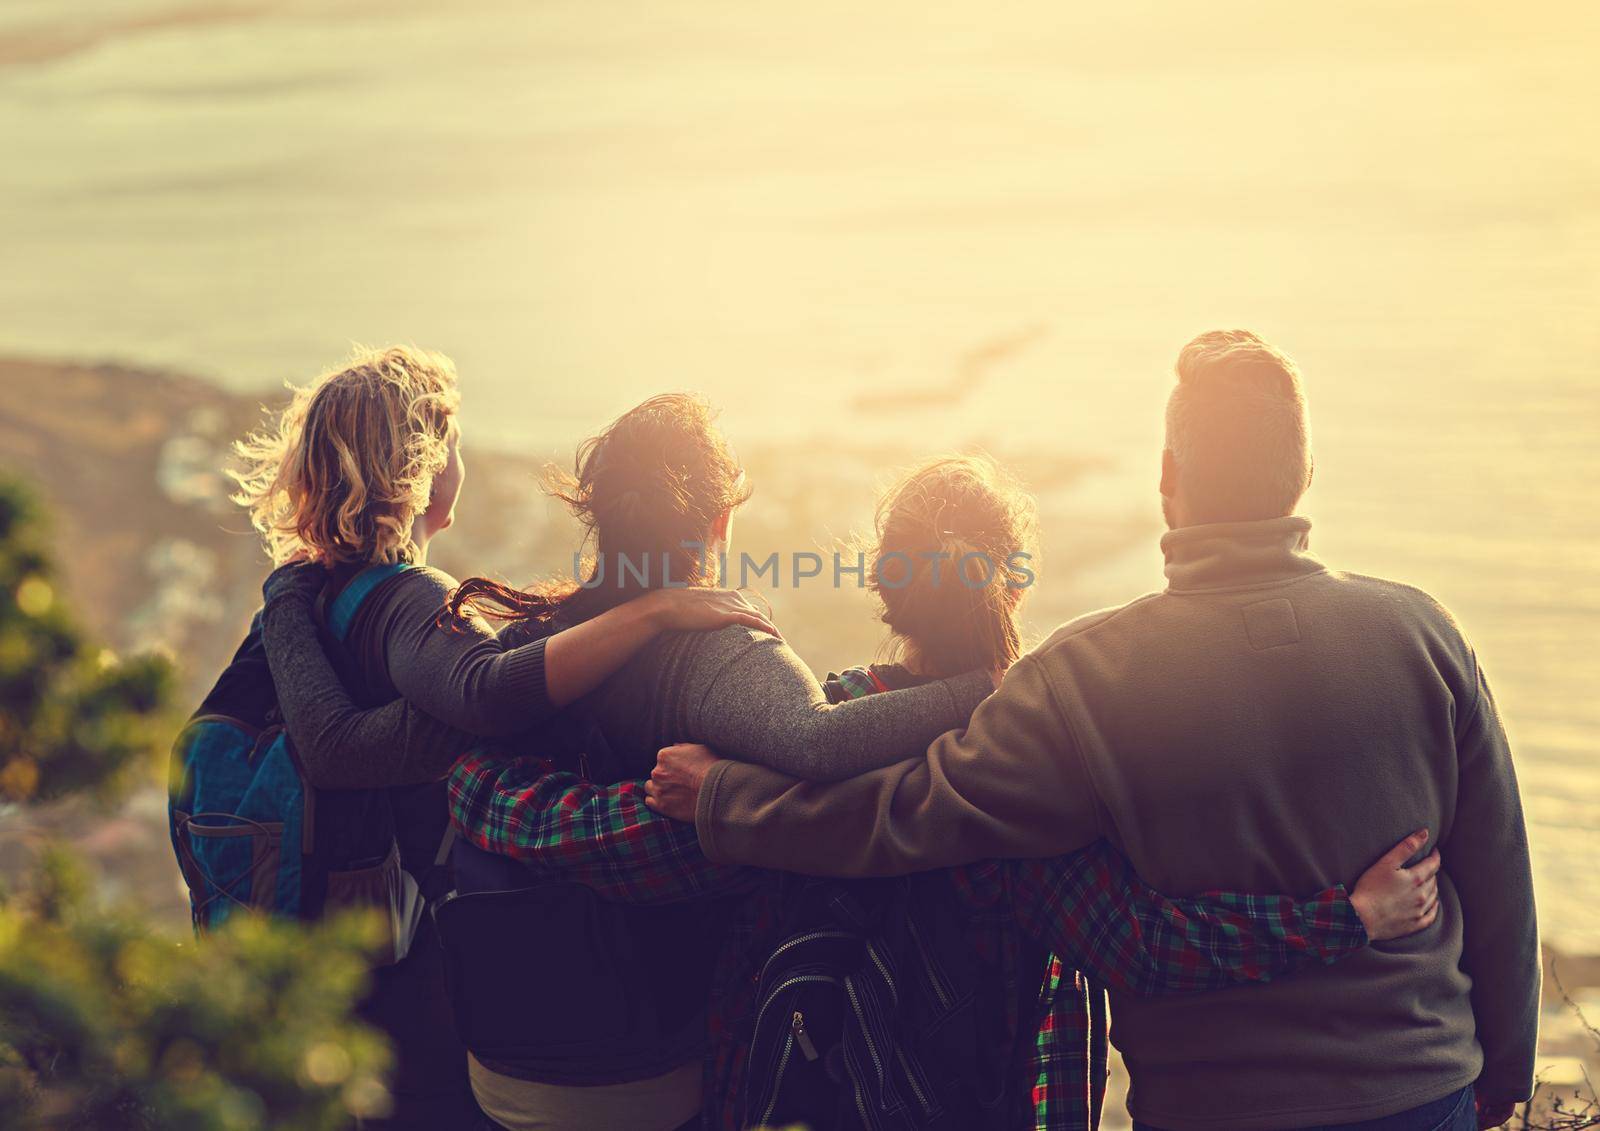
1160, 515, 1323, 593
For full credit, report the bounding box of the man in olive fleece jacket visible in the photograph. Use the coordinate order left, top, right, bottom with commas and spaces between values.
675, 333, 1539, 1130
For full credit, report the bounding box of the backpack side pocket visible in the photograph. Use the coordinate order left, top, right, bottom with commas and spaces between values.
324, 840, 422, 965
172, 811, 285, 932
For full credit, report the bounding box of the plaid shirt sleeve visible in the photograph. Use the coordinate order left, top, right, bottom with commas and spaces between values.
447, 749, 757, 906
955, 842, 1369, 996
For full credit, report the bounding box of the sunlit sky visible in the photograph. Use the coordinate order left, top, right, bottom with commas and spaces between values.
1, 1, 1596, 442
1, 0, 1598, 945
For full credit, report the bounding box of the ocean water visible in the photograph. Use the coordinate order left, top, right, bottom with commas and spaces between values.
1, 1, 1597, 946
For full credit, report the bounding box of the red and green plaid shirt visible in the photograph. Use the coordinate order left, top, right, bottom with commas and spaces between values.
448, 670, 1368, 1130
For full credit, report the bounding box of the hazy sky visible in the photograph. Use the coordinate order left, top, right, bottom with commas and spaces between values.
1, 0, 1595, 445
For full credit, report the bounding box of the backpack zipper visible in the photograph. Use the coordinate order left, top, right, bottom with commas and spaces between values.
846, 977, 887, 1093
906, 916, 955, 1011
752, 972, 840, 1048
853, 1079, 872, 1130
757, 1032, 796, 1128
791, 1010, 819, 1062
749, 972, 841, 1124
848, 975, 936, 1122
896, 1048, 936, 1118
866, 939, 899, 1003
755, 928, 854, 987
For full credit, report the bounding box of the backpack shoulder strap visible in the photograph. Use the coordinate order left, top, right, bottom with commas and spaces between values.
318, 561, 455, 904
325, 561, 417, 643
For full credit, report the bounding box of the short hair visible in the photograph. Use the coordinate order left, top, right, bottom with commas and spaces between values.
1164, 330, 1312, 521
230, 345, 461, 565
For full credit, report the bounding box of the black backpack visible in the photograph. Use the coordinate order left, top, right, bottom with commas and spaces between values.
742, 875, 1033, 1131
431, 704, 728, 1086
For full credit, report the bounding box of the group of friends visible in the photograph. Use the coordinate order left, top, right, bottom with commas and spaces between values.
220, 329, 1539, 1131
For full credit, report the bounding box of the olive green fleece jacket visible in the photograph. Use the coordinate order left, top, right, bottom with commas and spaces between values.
694, 516, 1539, 1130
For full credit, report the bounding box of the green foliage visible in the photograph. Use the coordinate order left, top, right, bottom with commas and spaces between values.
0, 475, 392, 1129
0, 855, 391, 1130
0, 478, 175, 803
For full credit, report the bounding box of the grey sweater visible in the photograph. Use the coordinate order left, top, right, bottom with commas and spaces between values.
259, 564, 551, 788
559, 622, 992, 782
694, 516, 1540, 1128
259, 566, 992, 788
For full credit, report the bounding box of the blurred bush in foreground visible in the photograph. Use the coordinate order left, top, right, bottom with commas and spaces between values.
0, 477, 173, 803
0, 475, 389, 1129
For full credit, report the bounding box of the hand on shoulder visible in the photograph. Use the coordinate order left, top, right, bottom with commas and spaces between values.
642, 587, 780, 640
262, 558, 329, 609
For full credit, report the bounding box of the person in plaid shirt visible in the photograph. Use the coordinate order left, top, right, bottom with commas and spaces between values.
449, 727, 1437, 1131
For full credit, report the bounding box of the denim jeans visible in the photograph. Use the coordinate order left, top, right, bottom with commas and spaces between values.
1134, 1085, 1477, 1131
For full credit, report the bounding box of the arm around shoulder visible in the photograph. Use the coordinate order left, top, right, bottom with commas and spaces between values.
259, 580, 473, 788
695, 654, 1100, 875
376, 568, 553, 737
689, 629, 993, 781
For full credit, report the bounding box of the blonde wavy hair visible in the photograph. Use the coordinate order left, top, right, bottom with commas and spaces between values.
230, 345, 461, 566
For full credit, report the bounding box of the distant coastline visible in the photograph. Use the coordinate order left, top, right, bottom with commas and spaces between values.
0, 353, 1125, 697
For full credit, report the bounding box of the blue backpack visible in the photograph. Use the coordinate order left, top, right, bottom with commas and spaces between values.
168, 562, 421, 960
